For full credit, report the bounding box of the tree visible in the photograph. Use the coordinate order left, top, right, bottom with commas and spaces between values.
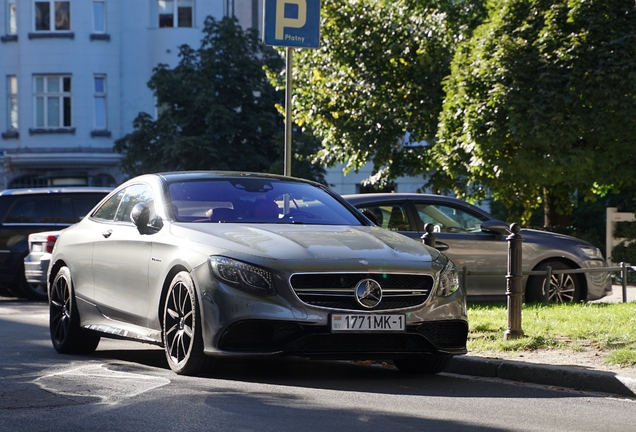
114, 17, 284, 177
432, 0, 636, 225
269, 128, 327, 185
282, 0, 487, 187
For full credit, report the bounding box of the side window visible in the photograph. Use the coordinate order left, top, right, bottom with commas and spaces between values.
55, 194, 107, 223
92, 189, 124, 221
114, 184, 155, 223
5, 198, 55, 223
356, 202, 410, 231
72, 194, 107, 220
414, 202, 489, 233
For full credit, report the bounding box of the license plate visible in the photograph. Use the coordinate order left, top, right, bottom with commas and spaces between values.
32, 244, 42, 252
331, 314, 405, 332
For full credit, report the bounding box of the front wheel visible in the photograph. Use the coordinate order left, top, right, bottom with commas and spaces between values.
163, 272, 214, 375
393, 355, 453, 374
49, 266, 100, 354
526, 261, 582, 303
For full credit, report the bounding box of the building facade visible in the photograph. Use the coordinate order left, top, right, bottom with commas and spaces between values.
0, 0, 261, 189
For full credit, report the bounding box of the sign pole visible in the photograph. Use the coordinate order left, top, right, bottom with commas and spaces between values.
284, 47, 293, 177
263, 0, 321, 177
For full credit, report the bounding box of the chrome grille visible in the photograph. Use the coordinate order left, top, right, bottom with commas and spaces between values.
289, 272, 435, 311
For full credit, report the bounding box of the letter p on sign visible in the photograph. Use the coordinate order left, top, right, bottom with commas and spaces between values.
275, 0, 306, 40
263, 0, 320, 48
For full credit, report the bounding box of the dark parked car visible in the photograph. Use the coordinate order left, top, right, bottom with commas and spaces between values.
0, 187, 111, 300
344, 193, 612, 303
48, 172, 467, 376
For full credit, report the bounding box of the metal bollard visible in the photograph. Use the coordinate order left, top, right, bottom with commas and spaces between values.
621, 262, 629, 303
422, 223, 437, 249
504, 223, 524, 340
543, 266, 552, 304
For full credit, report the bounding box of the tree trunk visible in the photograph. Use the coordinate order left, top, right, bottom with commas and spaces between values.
543, 186, 572, 227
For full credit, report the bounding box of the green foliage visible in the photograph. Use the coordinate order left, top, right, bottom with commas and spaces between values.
115, 16, 324, 181
468, 302, 636, 367
279, 0, 488, 187
269, 128, 327, 184
432, 0, 636, 224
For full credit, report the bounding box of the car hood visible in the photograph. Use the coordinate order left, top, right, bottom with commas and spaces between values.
170, 223, 439, 263
520, 228, 594, 246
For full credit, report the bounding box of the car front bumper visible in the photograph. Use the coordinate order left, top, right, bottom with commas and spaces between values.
192, 264, 469, 360
581, 259, 613, 300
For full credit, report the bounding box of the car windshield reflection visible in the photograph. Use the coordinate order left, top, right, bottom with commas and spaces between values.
168, 178, 362, 225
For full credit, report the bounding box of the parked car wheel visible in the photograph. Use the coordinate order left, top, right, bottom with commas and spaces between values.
49, 266, 101, 354
527, 261, 582, 303
163, 272, 214, 375
393, 355, 453, 374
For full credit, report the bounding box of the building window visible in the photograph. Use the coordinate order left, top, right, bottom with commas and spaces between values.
93, 0, 105, 33
158, 0, 192, 28
35, 1, 70, 32
8, 76, 18, 130
8, 0, 17, 34
34, 75, 72, 128
225, 0, 234, 17
93, 75, 106, 129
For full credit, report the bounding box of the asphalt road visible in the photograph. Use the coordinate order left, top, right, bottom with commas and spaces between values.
1, 299, 635, 432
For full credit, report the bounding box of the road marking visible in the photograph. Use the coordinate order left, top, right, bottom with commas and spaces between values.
34, 363, 170, 405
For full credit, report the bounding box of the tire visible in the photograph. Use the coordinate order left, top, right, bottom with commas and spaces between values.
163, 272, 214, 375
526, 261, 582, 303
49, 266, 100, 354
393, 355, 453, 374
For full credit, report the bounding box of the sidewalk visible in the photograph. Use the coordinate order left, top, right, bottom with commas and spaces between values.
448, 284, 636, 398
447, 355, 636, 397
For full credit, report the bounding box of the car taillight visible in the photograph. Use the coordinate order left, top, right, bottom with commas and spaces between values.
46, 235, 58, 253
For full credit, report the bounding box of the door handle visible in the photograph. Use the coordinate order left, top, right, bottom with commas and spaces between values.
102, 230, 113, 238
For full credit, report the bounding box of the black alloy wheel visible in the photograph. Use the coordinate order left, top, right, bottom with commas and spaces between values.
527, 261, 582, 303
49, 266, 100, 354
163, 272, 214, 375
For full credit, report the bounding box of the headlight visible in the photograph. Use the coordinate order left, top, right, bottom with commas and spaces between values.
580, 246, 604, 260
437, 260, 460, 297
209, 256, 275, 296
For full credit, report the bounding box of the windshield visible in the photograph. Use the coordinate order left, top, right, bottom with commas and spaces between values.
168, 178, 363, 226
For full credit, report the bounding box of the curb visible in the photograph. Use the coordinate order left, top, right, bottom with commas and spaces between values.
447, 356, 636, 398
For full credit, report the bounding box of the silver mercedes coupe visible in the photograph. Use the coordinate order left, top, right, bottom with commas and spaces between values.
48, 172, 467, 375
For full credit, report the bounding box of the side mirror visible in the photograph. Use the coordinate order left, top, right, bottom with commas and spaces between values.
131, 203, 162, 235
481, 219, 510, 238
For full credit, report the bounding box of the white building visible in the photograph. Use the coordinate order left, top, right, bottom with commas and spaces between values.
0, 0, 261, 189
324, 163, 429, 195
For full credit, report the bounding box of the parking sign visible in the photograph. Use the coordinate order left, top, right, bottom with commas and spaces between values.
263, 0, 320, 48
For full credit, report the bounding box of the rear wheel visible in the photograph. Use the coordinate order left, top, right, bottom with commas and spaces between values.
527, 261, 582, 303
49, 266, 100, 354
393, 355, 453, 374
163, 272, 214, 375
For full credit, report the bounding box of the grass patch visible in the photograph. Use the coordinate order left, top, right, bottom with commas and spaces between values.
467, 302, 636, 367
